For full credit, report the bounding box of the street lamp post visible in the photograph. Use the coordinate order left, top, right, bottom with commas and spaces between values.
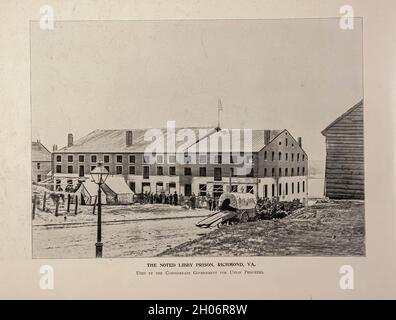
90, 162, 109, 258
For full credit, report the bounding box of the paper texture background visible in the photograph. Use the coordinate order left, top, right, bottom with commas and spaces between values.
0, 0, 395, 299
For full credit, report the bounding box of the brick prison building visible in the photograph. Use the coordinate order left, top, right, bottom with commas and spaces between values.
31, 140, 52, 183
51, 127, 308, 202
322, 100, 364, 200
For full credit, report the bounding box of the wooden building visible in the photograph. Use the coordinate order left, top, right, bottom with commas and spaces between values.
31, 140, 52, 183
322, 100, 364, 199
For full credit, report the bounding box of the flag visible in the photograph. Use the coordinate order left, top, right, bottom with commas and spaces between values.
218, 98, 223, 111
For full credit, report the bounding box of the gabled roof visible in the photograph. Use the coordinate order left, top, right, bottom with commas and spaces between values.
57, 127, 282, 154
321, 100, 363, 136
32, 141, 51, 161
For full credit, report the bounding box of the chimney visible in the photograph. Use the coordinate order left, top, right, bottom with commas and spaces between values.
264, 130, 271, 145
298, 137, 302, 147
68, 133, 73, 147
53, 144, 58, 151
126, 130, 133, 146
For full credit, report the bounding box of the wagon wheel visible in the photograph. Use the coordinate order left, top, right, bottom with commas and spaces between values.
240, 212, 249, 223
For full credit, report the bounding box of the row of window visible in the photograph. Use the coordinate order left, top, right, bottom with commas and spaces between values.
55, 164, 306, 179
264, 167, 306, 177
263, 181, 305, 197
264, 151, 305, 162
54, 154, 255, 165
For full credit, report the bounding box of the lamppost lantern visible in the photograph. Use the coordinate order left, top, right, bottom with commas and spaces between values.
90, 162, 109, 185
90, 162, 109, 258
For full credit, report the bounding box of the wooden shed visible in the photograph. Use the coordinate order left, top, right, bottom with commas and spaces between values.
321, 100, 364, 199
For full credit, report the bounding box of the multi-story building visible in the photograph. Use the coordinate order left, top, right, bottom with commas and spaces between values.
51, 127, 308, 202
31, 140, 52, 183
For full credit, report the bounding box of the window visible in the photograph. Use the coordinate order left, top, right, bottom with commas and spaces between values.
169, 166, 176, 176
272, 184, 275, 197
37, 175, 41, 182
143, 155, 151, 164
116, 155, 123, 163
157, 167, 163, 175
68, 155, 73, 162
184, 167, 192, 176
199, 184, 207, 196
279, 168, 282, 177
91, 166, 95, 172
168, 155, 176, 164
129, 155, 135, 163
297, 167, 300, 176
292, 182, 294, 194
36, 163, 40, 169
156, 155, 164, 164
79, 166, 85, 177
215, 154, 222, 164
279, 141, 282, 145
199, 154, 207, 164
272, 152, 275, 161
116, 166, 123, 174
278, 152, 282, 160
279, 183, 282, 195
214, 167, 222, 181
285, 183, 288, 195
104, 155, 110, 163
129, 182, 136, 192
302, 167, 305, 175
285, 168, 288, 176
298, 182, 300, 193
297, 153, 300, 161
264, 185, 268, 198
264, 151, 267, 160
285, 153, 288, 161
231, 185, 238, 192
302, 154, 305, 161
291, 153, 294, 162
56, 165, 62, 173
104, 166, 110, 173
303, 181, 305, 192
291, 168, 294, 176
143, 166, 149, 179
79, 155, 84, 163
246, 185, 254, 194
129, 166, 135, 175
264, 168, 267, 177
56, 155, 61, 162
272, 168, 275, 177
213, 184, 223, 198
199, 167, 206, 177
91, 155, 97, 163
68, 166, 73, 174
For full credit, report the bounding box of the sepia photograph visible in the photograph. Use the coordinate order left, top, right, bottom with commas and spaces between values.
30, 18, 364, 259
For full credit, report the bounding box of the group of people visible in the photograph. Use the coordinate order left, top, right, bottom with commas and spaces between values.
139, 190, 221, 211
141, 191, 179, 205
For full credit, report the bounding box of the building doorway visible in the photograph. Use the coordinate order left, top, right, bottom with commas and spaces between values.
184, 184, 192, 196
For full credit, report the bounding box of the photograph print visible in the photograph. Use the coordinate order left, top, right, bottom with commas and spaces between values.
30, 18, 364, 258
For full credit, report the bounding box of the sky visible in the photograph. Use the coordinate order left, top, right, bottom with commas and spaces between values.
31, 19, 363, 162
